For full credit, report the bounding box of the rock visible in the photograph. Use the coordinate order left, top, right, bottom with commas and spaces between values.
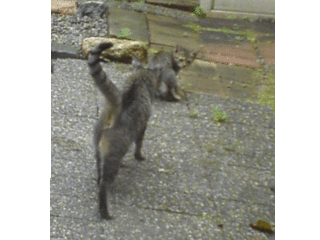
82, 37, 148, 63
51, 0, 77, 15
75, 1, 108, 19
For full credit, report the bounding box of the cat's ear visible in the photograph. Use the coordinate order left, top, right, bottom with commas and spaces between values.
191, 50, 199, 59
175, 44, 179, 53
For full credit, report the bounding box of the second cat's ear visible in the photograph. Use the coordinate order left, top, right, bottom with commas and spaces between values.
175, 44, 179, 53
191, 50, 199, 59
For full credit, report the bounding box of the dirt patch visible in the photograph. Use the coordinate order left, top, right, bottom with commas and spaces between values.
203, 44, 260, 68
257, 41, 275, 65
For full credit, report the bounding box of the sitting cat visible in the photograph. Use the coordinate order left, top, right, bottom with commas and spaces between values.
148, 45, 198, 101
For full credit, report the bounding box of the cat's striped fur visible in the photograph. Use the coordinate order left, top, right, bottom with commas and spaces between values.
88, 42, 159, 220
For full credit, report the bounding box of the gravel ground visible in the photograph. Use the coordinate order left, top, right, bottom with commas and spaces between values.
51, 13, 108, 50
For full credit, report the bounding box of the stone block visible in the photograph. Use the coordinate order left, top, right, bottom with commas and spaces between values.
51, 0, 77, 15
82, 37, 148, 63
108, 7, 149, 42
147, 14, 202, 51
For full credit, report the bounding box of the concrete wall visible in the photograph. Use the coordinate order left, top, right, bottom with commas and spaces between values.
213, 0, 275, 15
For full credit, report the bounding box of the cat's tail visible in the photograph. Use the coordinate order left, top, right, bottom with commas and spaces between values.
88, 42, 121, 110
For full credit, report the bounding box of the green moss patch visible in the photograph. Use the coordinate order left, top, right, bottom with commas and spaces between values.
258, 73, 275, 111
184, 24, 257, 43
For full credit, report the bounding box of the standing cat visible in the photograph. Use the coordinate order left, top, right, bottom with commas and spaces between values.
148, 45, 198, 101
88, 42, 160, 220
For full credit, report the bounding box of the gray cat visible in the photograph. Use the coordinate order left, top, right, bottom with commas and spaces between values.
88, 42, 160, 220
148, 45, 198, 101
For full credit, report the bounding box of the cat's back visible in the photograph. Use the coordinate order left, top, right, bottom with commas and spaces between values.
121, 68, 156, 113
148, 51, 173, 69
118, 68, 155, 130
124, 68, 155, 93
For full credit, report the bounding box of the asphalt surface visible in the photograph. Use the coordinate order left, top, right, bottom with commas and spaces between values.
51, 57, 275, 239
51, 1, 275, 239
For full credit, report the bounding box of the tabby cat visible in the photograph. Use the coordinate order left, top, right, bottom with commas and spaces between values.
148, 45, 198, 101
88, 42, 160, 220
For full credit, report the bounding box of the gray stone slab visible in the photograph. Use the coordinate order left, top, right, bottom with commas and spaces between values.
51, 115, 97, 179
179, 60, 220, 95
179, 60, 263, 101
216, 64, 260, 100
108, 6, 149, 42
51, 57, 274, 238
51, 207, 223, 239
198, 16, 275, 35
186, 93, 275, 169
51, 42, 80, 59
147, 13, 202, 50
214, 0, 275, 15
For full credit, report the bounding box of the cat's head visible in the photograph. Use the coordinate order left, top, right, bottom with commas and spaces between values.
173, 45, 198, 68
